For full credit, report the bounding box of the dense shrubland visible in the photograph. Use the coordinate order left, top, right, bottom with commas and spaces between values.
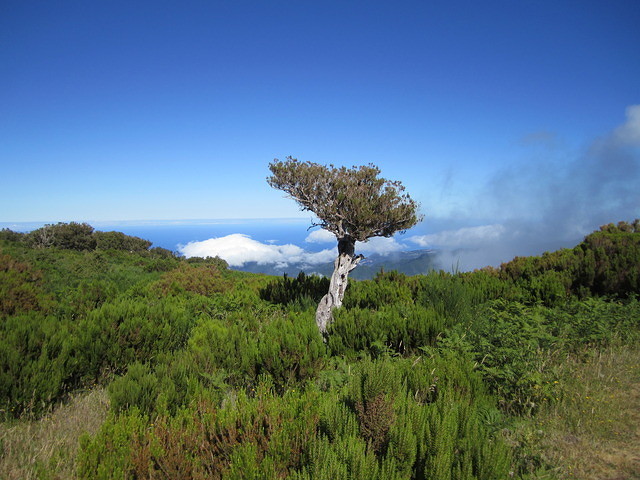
0, 221, 639, 479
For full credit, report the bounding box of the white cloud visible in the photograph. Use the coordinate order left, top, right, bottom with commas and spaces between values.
356, 236, 407, 255
409, 224, 506, 249
305, 228, 408, 255
614, 104, 640, 145
179, 234, 335, 267
305, 229, 336, 244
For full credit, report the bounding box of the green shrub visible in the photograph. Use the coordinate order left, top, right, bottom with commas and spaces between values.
312, 356, 511, 479
0, 252, 52, 316
343, 272, 413, 310
152, 263, 232, 296
257, 311, 326, 385
79, 381, 322, 479
260, 271, 329, 309
108, 363, 159, 415
188, 315, 260, 385
27, 222, 97, 251
94, 230, 152, 252
0, 312, 75, 417
0, 228, 25, 243
76, 297, 194, 381
76, 409, 148, 480
328, 304, 450, 357
188, 309, 326, 389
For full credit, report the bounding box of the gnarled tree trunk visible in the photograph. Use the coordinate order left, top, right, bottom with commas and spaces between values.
316, 236, 362, 336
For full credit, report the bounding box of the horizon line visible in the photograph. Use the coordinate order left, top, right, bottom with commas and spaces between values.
0, 217, 315, 231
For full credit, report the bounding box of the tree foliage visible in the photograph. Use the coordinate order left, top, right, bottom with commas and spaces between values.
267, 157, 422, 242
27, 222, 97, 250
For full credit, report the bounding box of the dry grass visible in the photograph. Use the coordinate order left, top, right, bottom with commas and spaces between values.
528, 345, 640, 480
0, 388, 109, 480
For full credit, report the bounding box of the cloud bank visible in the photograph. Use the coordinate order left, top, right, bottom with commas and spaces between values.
179, 230, 412, 270
179, 234, 335, 268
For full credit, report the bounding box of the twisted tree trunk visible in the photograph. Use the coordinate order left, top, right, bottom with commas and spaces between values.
316, 236, 363, 336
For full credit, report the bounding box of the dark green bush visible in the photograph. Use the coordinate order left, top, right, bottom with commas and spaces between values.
188, 315, 260, 385
108, 363, 159, 415
257, 311, 326, 385
0, 312, 75, 417
94, 230, 152, 252
76, 297, 194, 381
260, 271, 329, 308
328, 304, 450, 357
27, 222, 97, 251
188, 308, 326, 389
342, 271, 413, 310
0, 228, 25, 243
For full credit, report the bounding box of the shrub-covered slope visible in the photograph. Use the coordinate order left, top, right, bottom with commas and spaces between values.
0, 221, 638, 479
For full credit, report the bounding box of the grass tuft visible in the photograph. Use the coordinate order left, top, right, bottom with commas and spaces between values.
0, 388, 109, 480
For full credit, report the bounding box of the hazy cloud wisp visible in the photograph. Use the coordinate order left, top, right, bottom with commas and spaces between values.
409, 224, 506, 249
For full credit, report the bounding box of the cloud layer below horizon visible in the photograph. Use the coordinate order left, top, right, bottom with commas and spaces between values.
179, 233, 336, 268
178, 230, 410, 268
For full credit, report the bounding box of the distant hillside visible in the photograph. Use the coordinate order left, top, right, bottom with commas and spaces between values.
235, 249, 438, 279
491, 220, 640, 302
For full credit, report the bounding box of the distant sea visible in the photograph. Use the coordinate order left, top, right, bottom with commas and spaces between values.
2, 218, 431, 253
109, 219, 320, 252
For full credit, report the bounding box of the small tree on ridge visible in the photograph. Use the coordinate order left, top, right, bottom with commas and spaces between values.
267, 157, 422, 335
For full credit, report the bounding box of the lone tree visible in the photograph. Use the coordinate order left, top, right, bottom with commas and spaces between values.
267, 157, 422, 335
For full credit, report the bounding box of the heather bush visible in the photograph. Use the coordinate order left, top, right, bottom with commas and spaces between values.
76, 297, 194, 380
260, 271, 329, 309
79, 381, 322, 479
94, 230, 152, 252
152, 262, 232, 296
257, 311, 326, 385
0, 312, 75, 417
327, 304, 450, 357
0, 252, 52, 316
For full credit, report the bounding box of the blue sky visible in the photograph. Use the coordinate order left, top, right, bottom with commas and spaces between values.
1, 1, 639, 267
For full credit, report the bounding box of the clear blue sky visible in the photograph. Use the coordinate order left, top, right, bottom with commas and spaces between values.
2, 0, 639, 232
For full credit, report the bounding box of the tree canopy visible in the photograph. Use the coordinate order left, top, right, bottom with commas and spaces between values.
267, 157, 422, 242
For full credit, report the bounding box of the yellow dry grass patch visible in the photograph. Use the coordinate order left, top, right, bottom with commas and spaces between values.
0, 388, 109, 480
532, 346, 640, 480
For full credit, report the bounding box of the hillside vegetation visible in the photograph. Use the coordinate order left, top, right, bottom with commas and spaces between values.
0, 221, 639, 479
